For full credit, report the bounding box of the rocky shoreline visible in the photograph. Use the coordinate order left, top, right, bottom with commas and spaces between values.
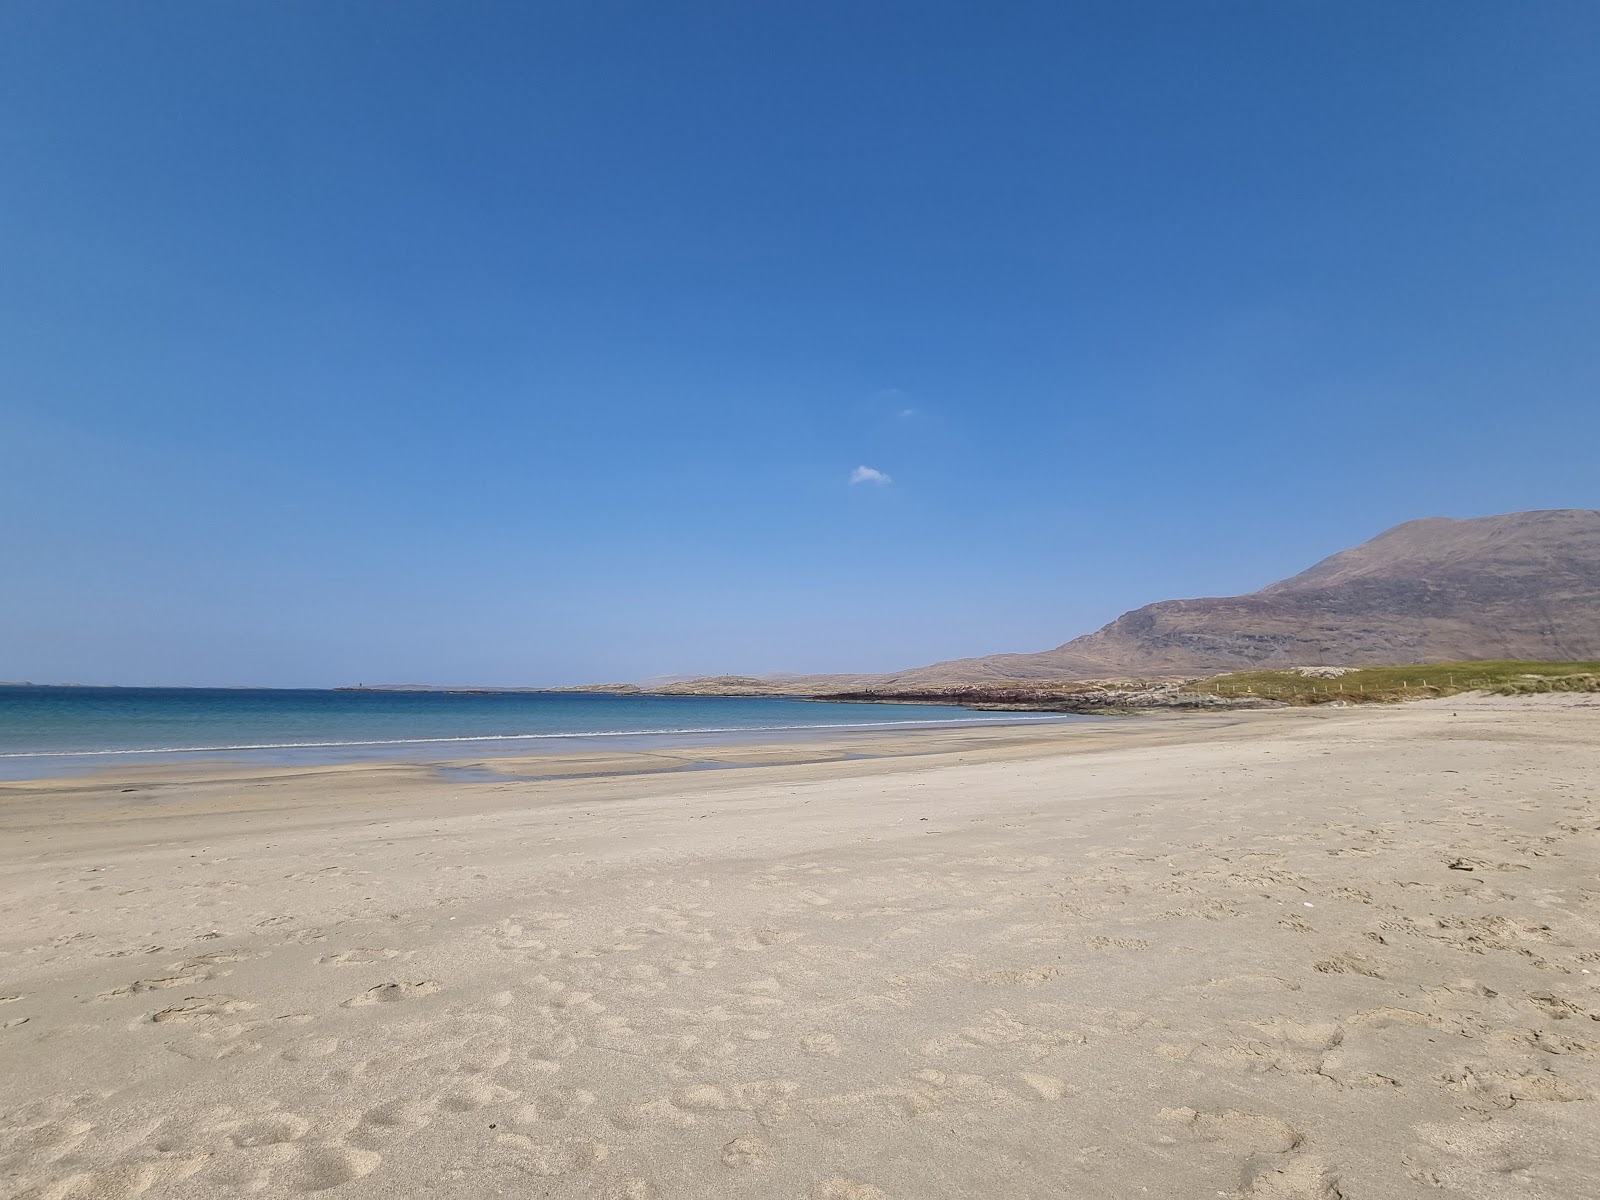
813, 681, 1283, 714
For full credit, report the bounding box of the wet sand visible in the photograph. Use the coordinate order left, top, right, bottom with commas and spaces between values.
2, 696, 1597, 1198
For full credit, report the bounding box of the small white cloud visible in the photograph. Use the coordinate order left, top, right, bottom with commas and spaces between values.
850, 465, 891, 486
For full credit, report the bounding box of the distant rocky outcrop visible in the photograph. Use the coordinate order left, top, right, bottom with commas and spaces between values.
815, 681, 1280, 713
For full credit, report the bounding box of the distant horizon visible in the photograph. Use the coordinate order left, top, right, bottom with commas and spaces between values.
4, 3, 1597, 688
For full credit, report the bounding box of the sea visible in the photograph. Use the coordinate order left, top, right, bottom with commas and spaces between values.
0, 686, 1077, 780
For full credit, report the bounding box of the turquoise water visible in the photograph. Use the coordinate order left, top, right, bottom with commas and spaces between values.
0, 686, 1073, 779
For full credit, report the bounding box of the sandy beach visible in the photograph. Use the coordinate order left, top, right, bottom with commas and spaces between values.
2, 697, 1598, 1199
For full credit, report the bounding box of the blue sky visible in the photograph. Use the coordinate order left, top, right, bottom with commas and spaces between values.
3, 1, 1597, 687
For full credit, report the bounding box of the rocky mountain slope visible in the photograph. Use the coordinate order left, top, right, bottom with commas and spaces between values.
870, 509, 1600, 683
657, 509, 1600, 692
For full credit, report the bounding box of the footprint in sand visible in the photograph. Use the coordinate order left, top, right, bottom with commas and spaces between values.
439, 1080, 519, 1112
1527, 992, 1598, 1021
1241, 1154, 1343, 1199
97, 972, 213, 1000
317, 948, 402, 965
721, 1136, 766, 1168
341, 981, 440, 1007
150, 996, 256, 1023
515, 1089, 597, 1124
494, 1134, 608, 1177
800, 1032, 840, 1056
1158, 1106, 1343, 1197
227, 1112, 312, 1147
29, 1155, 209, 1199
181, 949, 252, 967
354, 1099, 434, 1143
669, 1080, 798, 1126
1158, 1107, 1303, 1154
279, 1036, 340, 1062
272, 1145, 382, 1193
1015, 1072, 1069, 1101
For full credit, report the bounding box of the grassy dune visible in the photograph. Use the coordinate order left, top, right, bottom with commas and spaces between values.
1185, 661, 1600, 704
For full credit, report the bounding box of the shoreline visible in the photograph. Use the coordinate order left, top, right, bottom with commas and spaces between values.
0, 712, 1180, 809
0, 710, 1093, 785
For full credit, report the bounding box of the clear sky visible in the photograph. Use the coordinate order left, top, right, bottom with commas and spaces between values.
3, 2, 1597, 688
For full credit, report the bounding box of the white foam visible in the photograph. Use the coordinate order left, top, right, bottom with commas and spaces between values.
0, 715, 1068, 759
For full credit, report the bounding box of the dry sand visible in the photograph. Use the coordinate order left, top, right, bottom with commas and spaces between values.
2, 697, 1598, 1199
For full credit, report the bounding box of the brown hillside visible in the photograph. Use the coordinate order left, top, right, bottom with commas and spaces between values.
868, 509, 1600, 683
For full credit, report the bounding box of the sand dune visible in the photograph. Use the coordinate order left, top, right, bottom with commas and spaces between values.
2, 699, 1598, 1198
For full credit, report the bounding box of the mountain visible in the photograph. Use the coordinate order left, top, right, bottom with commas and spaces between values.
856, 509, 1600, 684
649, 509, 1600, 693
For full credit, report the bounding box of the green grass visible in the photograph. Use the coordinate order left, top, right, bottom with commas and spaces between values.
1184, 661, 1600, 705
